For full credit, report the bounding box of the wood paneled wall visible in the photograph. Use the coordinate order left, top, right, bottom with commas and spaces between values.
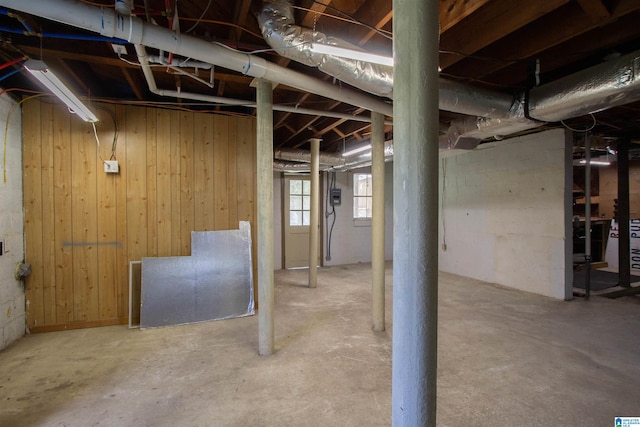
22, 100, 256, 332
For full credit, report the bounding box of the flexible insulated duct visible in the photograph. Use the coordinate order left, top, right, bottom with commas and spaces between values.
0, 0, 392, 116
444, 50, 640, 142
258, 0, 393, 98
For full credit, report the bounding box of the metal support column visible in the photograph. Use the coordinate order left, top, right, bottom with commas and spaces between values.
392, 0, 440, 424
618, 139, 630, 288
257, 79, 275, 356
584, 133, 592, 299
309, 138, 320, 288
371, 111, 385, 332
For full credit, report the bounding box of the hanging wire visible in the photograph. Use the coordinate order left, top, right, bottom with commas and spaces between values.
184, 0, 213, 33
3, 94, 46, 183
560, 114, 597, 133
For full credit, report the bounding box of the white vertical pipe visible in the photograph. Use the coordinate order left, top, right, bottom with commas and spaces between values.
392, 0, 440, 424
309, 138, 320, 288
257, 79, 274, 356
371, 111, 385, 332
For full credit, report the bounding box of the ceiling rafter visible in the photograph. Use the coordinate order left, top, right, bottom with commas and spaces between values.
447, 0, 640, 81
439, 0, 571, 70
120, 67, 144, 100
439, 0, 493, 33
576, 0, 611, 21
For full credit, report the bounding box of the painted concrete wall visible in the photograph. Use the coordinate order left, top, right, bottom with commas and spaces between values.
438, 129, 571, 299
322, 163, 394, 266
0, 94, 25, 349
273, 162, 394, 269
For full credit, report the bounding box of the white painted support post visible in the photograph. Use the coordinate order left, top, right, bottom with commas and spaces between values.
371, 111, 385, 331
257, 79, 275, 356
309, 138, 320, 288
392, 0, 440, 424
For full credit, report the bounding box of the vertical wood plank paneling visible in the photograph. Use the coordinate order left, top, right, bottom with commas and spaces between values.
22, 100, 257, 331
180, 111, 195, 255
193, 112, 209, 231
126, 106, 148, 265
170, 110, 182, 255
114, 105, 129, 320
227, 117, 238, 227
52, 106, 73, 323
214, 115, 230, 230
70, 119, 99, 321
146, 109, 158, 257
203, 114, 215, 231
22, 100, 44, 328
39, 103, 57, 325
156, 109, 172, 256
96, 106, 118, 320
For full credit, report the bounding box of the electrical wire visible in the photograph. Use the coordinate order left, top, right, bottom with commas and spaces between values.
306, 1, 392, 41
561, 114, 597, 133
441, 157, 447, 251
325, 171, 337, 261
95, 105, 120, 160
184, 0, 213, 33
3, 94, 46, 183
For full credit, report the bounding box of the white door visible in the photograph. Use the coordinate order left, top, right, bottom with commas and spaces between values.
283, 175, 320, 269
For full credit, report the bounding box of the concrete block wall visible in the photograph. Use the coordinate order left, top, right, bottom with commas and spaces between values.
0, 94, 25, 349
438, 129, 571, 299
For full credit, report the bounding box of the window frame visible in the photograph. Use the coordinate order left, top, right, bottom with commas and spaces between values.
353, 173, 373, 220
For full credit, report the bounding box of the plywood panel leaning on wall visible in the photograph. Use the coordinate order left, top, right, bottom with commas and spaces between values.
22, 100, 257, 332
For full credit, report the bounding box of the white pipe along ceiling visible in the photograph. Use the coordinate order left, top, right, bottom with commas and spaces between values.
3, 0, 640, 155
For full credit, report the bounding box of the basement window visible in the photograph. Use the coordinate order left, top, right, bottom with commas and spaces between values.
353, 173, 373, 219
290, 178, 311, 226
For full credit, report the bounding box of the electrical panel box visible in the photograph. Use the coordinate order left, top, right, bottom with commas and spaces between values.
330, 188, 342, 206
104, 160, 119, 173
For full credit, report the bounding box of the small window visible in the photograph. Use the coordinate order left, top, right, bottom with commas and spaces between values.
289, 179, 311, 226
353, 173, 372, 219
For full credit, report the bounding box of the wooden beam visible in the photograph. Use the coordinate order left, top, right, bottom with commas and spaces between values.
121, 67, 144, 100
439, 0, 570, 70
231, 0, 254, 41
53, 59, 89, 93
283, 116, 323, 145
577, 0, 611, 21
448, 0, 640, 82
439, 0, 492, 33
358, 10, 393, 46
301, 0, 332, 28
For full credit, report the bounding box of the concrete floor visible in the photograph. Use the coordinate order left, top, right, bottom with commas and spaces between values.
1, 264, 639, 426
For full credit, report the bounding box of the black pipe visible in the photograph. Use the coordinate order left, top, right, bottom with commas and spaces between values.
618, 139, 631, 288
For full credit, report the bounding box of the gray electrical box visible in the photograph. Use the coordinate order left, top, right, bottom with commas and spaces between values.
330, 188, 342, 206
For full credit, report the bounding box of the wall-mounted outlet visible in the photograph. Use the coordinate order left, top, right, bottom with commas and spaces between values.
104, 160, 119, 174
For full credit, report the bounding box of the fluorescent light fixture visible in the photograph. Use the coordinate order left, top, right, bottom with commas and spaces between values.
578, 159, 611, 166
342, 143, 372, 157
24, 59, 99, 122
311, 43, 393, 67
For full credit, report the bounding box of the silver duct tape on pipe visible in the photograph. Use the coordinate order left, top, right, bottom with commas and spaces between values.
529, 51, 640, 122
258, 0, 393, 98
0, 0, 392, 116
274, 148, 345, 166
